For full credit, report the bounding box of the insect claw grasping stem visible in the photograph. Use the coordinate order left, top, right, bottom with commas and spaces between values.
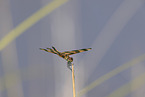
67, 61, 72, 71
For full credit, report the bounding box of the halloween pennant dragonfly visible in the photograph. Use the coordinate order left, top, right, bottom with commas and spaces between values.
40, 46, 92, 70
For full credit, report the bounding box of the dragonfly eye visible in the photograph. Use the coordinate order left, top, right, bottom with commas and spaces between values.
69, 57, 73, 62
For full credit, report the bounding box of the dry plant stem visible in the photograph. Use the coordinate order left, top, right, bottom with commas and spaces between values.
72, 63, 76, 97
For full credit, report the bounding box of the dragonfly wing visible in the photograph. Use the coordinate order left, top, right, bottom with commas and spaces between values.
52, 46, 61, 55
40, 48, 57, 54
61, 48, 92, 55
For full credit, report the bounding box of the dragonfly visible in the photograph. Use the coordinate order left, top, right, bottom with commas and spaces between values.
40, 46, 92, 70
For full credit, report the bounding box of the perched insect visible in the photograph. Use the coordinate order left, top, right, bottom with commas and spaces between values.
40, 46, 92, 70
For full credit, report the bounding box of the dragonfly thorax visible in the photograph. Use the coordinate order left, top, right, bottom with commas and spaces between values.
63, 54, 73, 62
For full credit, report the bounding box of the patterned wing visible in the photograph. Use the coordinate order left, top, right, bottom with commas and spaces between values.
40, 48, 57, 54
51, 46, 61, 55
61, 48, 92, 55
40, 47, 68, 60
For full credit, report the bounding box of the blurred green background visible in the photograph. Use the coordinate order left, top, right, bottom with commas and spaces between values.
0, 0, 145, 97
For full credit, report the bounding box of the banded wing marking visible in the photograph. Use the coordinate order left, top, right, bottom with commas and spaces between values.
61, 48, 92, 55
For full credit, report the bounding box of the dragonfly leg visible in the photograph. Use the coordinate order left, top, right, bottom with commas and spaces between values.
67, 61, 72, 71
67, 62, 75, 79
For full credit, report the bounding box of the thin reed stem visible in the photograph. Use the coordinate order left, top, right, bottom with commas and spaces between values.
72, 63, 76, 97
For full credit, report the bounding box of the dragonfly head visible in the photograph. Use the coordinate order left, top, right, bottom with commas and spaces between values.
68, 57, 73, 62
